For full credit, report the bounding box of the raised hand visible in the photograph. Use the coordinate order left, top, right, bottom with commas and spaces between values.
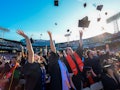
106, 44, 109, 49
63, 50, 67, 57
106, 44, 110, 52
17, 30, 34, 63
79, 30, 83, 47
47, 31, 56, 53
47, 31, 52, 37
16, 30, 28, 38
79, 30, 83, 38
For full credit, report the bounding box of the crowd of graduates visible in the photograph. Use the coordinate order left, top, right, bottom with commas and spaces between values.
0, 30, 120, 90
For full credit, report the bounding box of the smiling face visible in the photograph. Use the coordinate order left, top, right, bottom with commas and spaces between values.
34, 54, 40, 62
87, 50, 94, 59
34, 54, 44, 64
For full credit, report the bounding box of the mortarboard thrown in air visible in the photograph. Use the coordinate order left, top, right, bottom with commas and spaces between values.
78, 16, 90, 28
83, 3, 87, 8
105, 12, 108, 15
97, 17, 101, 22
67, 29, 70, 32
55, 22, 57, 25
54, 0, 59, 6
96, 5, 103, 11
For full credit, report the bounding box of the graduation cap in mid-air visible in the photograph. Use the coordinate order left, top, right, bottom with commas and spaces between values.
97, 17, 101, 22
83, 3, 87, 8
67, 29, 70, 32
96, 5, 103, 11
55, 22, 57, 25
105, 12, 108, 15
54, 0, 59, 6
78, 16, 90, 28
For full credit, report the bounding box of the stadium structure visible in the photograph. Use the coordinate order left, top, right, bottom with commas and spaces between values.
0, 31, 120, 54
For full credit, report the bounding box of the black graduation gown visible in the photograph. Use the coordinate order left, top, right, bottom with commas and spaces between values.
22, 62, 42, 90
48, 52, 62, 90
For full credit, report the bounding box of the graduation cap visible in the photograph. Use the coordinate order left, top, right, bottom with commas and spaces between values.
67, 29, 70, 32
30, 38, 34, 43
97, 18, 101, 22
54, 0, 59, 6
55, 22, 57, 25
83, 3, 87, 8
105, 12, 108, 15
40, 33, 42, 36
84, 66, 92, 71
96, 5, 103, 11
103, 64, 111, 68
111, 58, 118, 61
78, 16, 90, 28
0, 61, 2, 65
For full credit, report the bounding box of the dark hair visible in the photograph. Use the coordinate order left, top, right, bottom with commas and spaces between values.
59, 50, 63, 54
102, 66, 112, 74
0, 61, 2, 65
97, 50, 100, 54
83, 66, 92, 71
12, 56, 18, 60
87, 50, 91, 56
102, 67, 108, 74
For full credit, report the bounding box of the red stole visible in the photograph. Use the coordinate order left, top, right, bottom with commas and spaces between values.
5, 63, 19, 79
87, 76, 94, 85
66, 52, 84, 75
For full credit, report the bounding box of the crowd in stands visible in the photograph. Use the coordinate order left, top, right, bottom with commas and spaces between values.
0, 39, 21, 52
0, 39, 20, 47
0, 30, 119, 90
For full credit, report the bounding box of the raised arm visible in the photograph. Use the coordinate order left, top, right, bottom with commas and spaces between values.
47, 31, 56, 53
105, 44, 110, 53
79, 30, 83, 47
20, 45, 25, 57
17, 30, 34, 63
63, 50, 67, 57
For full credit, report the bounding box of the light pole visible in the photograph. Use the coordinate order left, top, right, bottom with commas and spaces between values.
64, 29, 72, 46
40, 33, 42, 40
0, 26, 10, 39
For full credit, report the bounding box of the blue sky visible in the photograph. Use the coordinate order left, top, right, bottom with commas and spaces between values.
0, 0, 120, 43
